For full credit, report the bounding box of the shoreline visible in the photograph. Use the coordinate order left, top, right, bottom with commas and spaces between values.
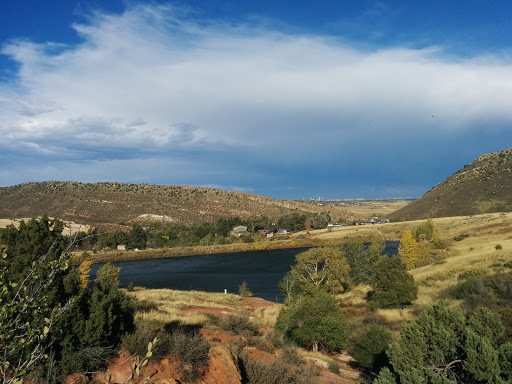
73, 237, 332, 265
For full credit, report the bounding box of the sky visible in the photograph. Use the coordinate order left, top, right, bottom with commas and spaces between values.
1, 1, 512, 200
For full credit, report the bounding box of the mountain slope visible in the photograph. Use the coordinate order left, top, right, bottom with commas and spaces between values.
388, 148, 512, 220
0, 181, 350, 226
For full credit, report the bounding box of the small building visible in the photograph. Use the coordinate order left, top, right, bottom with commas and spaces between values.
258, 229, 271, 236
117, 244, 126, 251
277, 228, 288, 235
230, 226, 249, 237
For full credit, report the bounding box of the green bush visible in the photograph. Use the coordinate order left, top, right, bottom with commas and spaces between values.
328, 360, 341, 375
275, 291, 348, 353
122, 323, 172, 360
351, 325, 391, 374
127, 281, 135, 291
496, 244, 503, 250
367, 256, 418, 309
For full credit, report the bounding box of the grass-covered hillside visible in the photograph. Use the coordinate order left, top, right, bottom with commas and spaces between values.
388, 148, 512, 220
0, 181, 354, 227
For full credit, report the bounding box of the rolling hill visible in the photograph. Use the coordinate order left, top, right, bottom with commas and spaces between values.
0, 181, 354, 227
388, 148, 512, 221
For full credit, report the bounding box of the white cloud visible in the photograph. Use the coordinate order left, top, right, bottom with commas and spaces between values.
1, 3, 512, 195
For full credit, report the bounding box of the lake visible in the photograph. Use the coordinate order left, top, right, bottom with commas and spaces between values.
91, 242, 399, 302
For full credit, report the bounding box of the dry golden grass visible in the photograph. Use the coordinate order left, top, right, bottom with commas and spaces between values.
127, 288, 249, 325
409, 213, 512, 307
341, 200, 411, 218
314, 212, 512, 322
252, 305, 282, 328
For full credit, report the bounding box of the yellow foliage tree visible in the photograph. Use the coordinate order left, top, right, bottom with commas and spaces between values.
398, 230, 420, 270
78, 259, 93, 289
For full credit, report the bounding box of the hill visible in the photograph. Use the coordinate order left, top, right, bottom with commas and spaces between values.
388, 148, 512, 221
0, 181, 354, 227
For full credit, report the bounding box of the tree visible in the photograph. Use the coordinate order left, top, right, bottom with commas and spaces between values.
412, 219, 435, 241
275, 291, 348, 353
383, 301, 512, 383
238, 280, 253, 297
288, 247, 350, 295
0, 217, 136, 380
0, 218, 72, 383
343, 236, 384, 285
128, 223, 147, 250
368, 256, 417, 309
398, 230, 420, 270
352, 325, 392, 374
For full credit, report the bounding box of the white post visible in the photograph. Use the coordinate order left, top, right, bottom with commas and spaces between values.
224, 289, 227, 294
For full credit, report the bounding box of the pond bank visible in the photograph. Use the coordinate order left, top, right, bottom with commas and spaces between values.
73, 237, 330, 264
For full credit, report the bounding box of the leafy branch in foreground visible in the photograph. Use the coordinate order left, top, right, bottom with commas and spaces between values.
0, 240, 71, 383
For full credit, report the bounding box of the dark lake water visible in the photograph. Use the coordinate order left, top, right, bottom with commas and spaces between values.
92, 242, 399, 302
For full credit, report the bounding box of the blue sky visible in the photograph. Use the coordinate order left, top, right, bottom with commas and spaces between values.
1, 1, 512, 199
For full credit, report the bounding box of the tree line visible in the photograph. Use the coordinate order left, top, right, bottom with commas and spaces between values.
72, 212, 334, 251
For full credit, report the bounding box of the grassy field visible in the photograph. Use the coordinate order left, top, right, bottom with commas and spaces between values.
341, 200, 411, 218
318, 212, 512, 323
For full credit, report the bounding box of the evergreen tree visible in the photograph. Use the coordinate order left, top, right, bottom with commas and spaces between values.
368, 256, 417, 308
275, 291, 348, 353
383, 301, 512, 383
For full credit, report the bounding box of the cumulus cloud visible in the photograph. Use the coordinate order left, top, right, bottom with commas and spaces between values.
1, 3, 512, 197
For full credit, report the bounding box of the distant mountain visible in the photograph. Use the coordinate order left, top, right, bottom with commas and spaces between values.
0, 181, 351, 227
388, 149, 512, 221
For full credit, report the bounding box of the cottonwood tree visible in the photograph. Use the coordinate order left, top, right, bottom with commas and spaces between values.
398, 230, 420, 270
343, 236, 384, 284
288, 246, 350, 295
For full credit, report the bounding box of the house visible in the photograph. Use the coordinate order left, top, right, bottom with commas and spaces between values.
117, 244, 126, 251
258, 229, 271, 236
304, 218, 314, 230
277, 228, 288, 235
328, 223, 347, 228
230, 226, 249, 237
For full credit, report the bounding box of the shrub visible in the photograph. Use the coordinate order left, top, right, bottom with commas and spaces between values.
328, 360, 341, 375
351, 325, 391, 374
454, 234, 469, 241
127, 281, 135, 291
430, 253, 446, 264
279, 346, 303, 366
169, 329, 210, 381
265, 331, 284, 350
240, 352, 318, 384
60, 346, 113, 375
219, 314, 259, 337
238, 280, 253, 297
122, 323, 172, 360
247, 337, 274, 353
496, 244, 503, 250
